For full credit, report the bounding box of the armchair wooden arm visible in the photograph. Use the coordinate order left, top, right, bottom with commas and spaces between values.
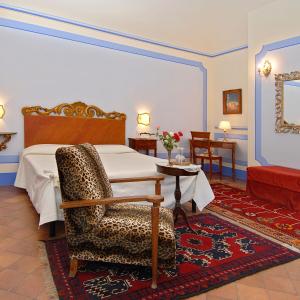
60, 195, 163, 209
109, 175, 164, 195
109, 175, 164, 183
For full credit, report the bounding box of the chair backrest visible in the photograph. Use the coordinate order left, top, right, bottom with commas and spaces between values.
190, 132, 212, 157
56, 143, 113, 235
191, 131, 210, 140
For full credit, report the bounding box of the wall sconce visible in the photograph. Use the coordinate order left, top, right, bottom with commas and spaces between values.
218, 120, 231, 141
137, 112, 150, 126
258, 60, 272, 77
0, 105, 5, 119
137, 112, 155, 137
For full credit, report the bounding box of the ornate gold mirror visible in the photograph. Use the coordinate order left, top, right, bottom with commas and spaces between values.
275, 71, 300, 133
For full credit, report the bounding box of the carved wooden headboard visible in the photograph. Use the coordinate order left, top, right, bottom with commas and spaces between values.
22, 102, 126, 147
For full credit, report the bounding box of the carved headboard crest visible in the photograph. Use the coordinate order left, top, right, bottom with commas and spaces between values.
22, 101, 126, 120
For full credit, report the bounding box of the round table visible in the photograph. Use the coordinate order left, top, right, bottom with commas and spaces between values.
156, 163, 199, 232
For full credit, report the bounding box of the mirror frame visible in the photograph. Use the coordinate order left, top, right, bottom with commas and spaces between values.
275, 71, 300, 134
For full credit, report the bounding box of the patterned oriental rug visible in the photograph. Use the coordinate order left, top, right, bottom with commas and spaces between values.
45, 213, 300, 299
208, 183, 300, 249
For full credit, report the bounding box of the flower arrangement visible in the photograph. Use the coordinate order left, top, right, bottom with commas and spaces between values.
156, 127, 183, 165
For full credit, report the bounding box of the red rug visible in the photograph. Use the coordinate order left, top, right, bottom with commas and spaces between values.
45, 213, 300, 299
208, 183, 300, 249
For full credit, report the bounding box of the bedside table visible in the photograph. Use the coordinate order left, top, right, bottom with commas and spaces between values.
128, 138, 157, 157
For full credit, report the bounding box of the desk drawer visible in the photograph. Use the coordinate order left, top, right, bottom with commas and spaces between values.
135, 139, 156, 149
211, 141, 234, 149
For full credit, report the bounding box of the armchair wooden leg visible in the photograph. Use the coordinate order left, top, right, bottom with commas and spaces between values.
151, 204, 159, 289
69, 257, 78, 277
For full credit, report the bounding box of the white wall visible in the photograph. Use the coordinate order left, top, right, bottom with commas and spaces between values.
208, 50, 248, 168
208, 51, 248, 131
248, 0, 300, 167
0, 7, 210, 153
0, 25, 205, 155
255, 44, 300, 168
0, 4, 249, 183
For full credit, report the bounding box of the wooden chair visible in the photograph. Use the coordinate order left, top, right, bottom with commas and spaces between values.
56, 143, 176, 289
190, 131, 222, 180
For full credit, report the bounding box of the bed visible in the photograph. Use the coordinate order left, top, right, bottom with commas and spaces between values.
15, 102, 214, 230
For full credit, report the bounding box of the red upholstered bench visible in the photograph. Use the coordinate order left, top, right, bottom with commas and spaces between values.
247, 166, 300, 211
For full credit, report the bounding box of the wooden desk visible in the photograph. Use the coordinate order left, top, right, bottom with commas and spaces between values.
128, 138, 157, 156
189, 139, 236, 179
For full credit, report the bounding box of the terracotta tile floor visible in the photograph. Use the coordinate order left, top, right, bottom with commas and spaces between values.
0, 177, 299, 300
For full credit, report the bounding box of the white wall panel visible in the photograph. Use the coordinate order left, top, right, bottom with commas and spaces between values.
260, 44, 300, 168
0, 25, 205, 155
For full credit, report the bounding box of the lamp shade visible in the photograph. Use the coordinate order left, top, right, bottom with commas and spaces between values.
0, 105, 5, 119
219, 120, 231, 130
137, 113, 150, 126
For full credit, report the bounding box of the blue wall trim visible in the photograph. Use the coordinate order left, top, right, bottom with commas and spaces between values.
203, 164, 247, 181
0, 168, 248, 186
0, 4, 248, 58
214, 133, 248, 140
0, 153, 248, 166
230, 126, 248, 131
234, 127, 248, 131
0, 19, 200, 66
0, 155, 19, 163
215, 126, 248, 131
222, 157, 248, 167
255, 35, 300, 165
0, 173, 16, 186
157, 152, 247, 167
0, 17, 207, 131
0, 159, 247, 186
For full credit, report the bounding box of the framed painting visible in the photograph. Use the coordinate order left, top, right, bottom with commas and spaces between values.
223, 89, 242, 114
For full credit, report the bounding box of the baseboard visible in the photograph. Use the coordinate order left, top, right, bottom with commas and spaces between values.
0, 172, 16, 186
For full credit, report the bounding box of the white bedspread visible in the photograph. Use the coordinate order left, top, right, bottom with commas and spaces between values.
15, 144, 214, 226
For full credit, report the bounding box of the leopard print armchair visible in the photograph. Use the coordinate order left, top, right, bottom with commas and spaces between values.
56, 143, 176, 289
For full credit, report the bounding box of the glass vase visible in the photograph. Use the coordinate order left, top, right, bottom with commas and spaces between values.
167, 150, 172, 166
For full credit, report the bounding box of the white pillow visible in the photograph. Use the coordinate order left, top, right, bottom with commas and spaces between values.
95, 144, 136, 154
22, 144, 71, 157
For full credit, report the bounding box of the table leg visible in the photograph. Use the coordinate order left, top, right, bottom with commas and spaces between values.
232, 146, 236, 180
173, 176, 197, 233
191, 199, 197, 213
49, 221, 56, 237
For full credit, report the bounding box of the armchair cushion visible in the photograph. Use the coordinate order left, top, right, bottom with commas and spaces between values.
56, 143, 113, 232
68, 204, 176, 268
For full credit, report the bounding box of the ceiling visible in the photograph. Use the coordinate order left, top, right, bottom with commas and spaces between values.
3, 0, 274, 53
